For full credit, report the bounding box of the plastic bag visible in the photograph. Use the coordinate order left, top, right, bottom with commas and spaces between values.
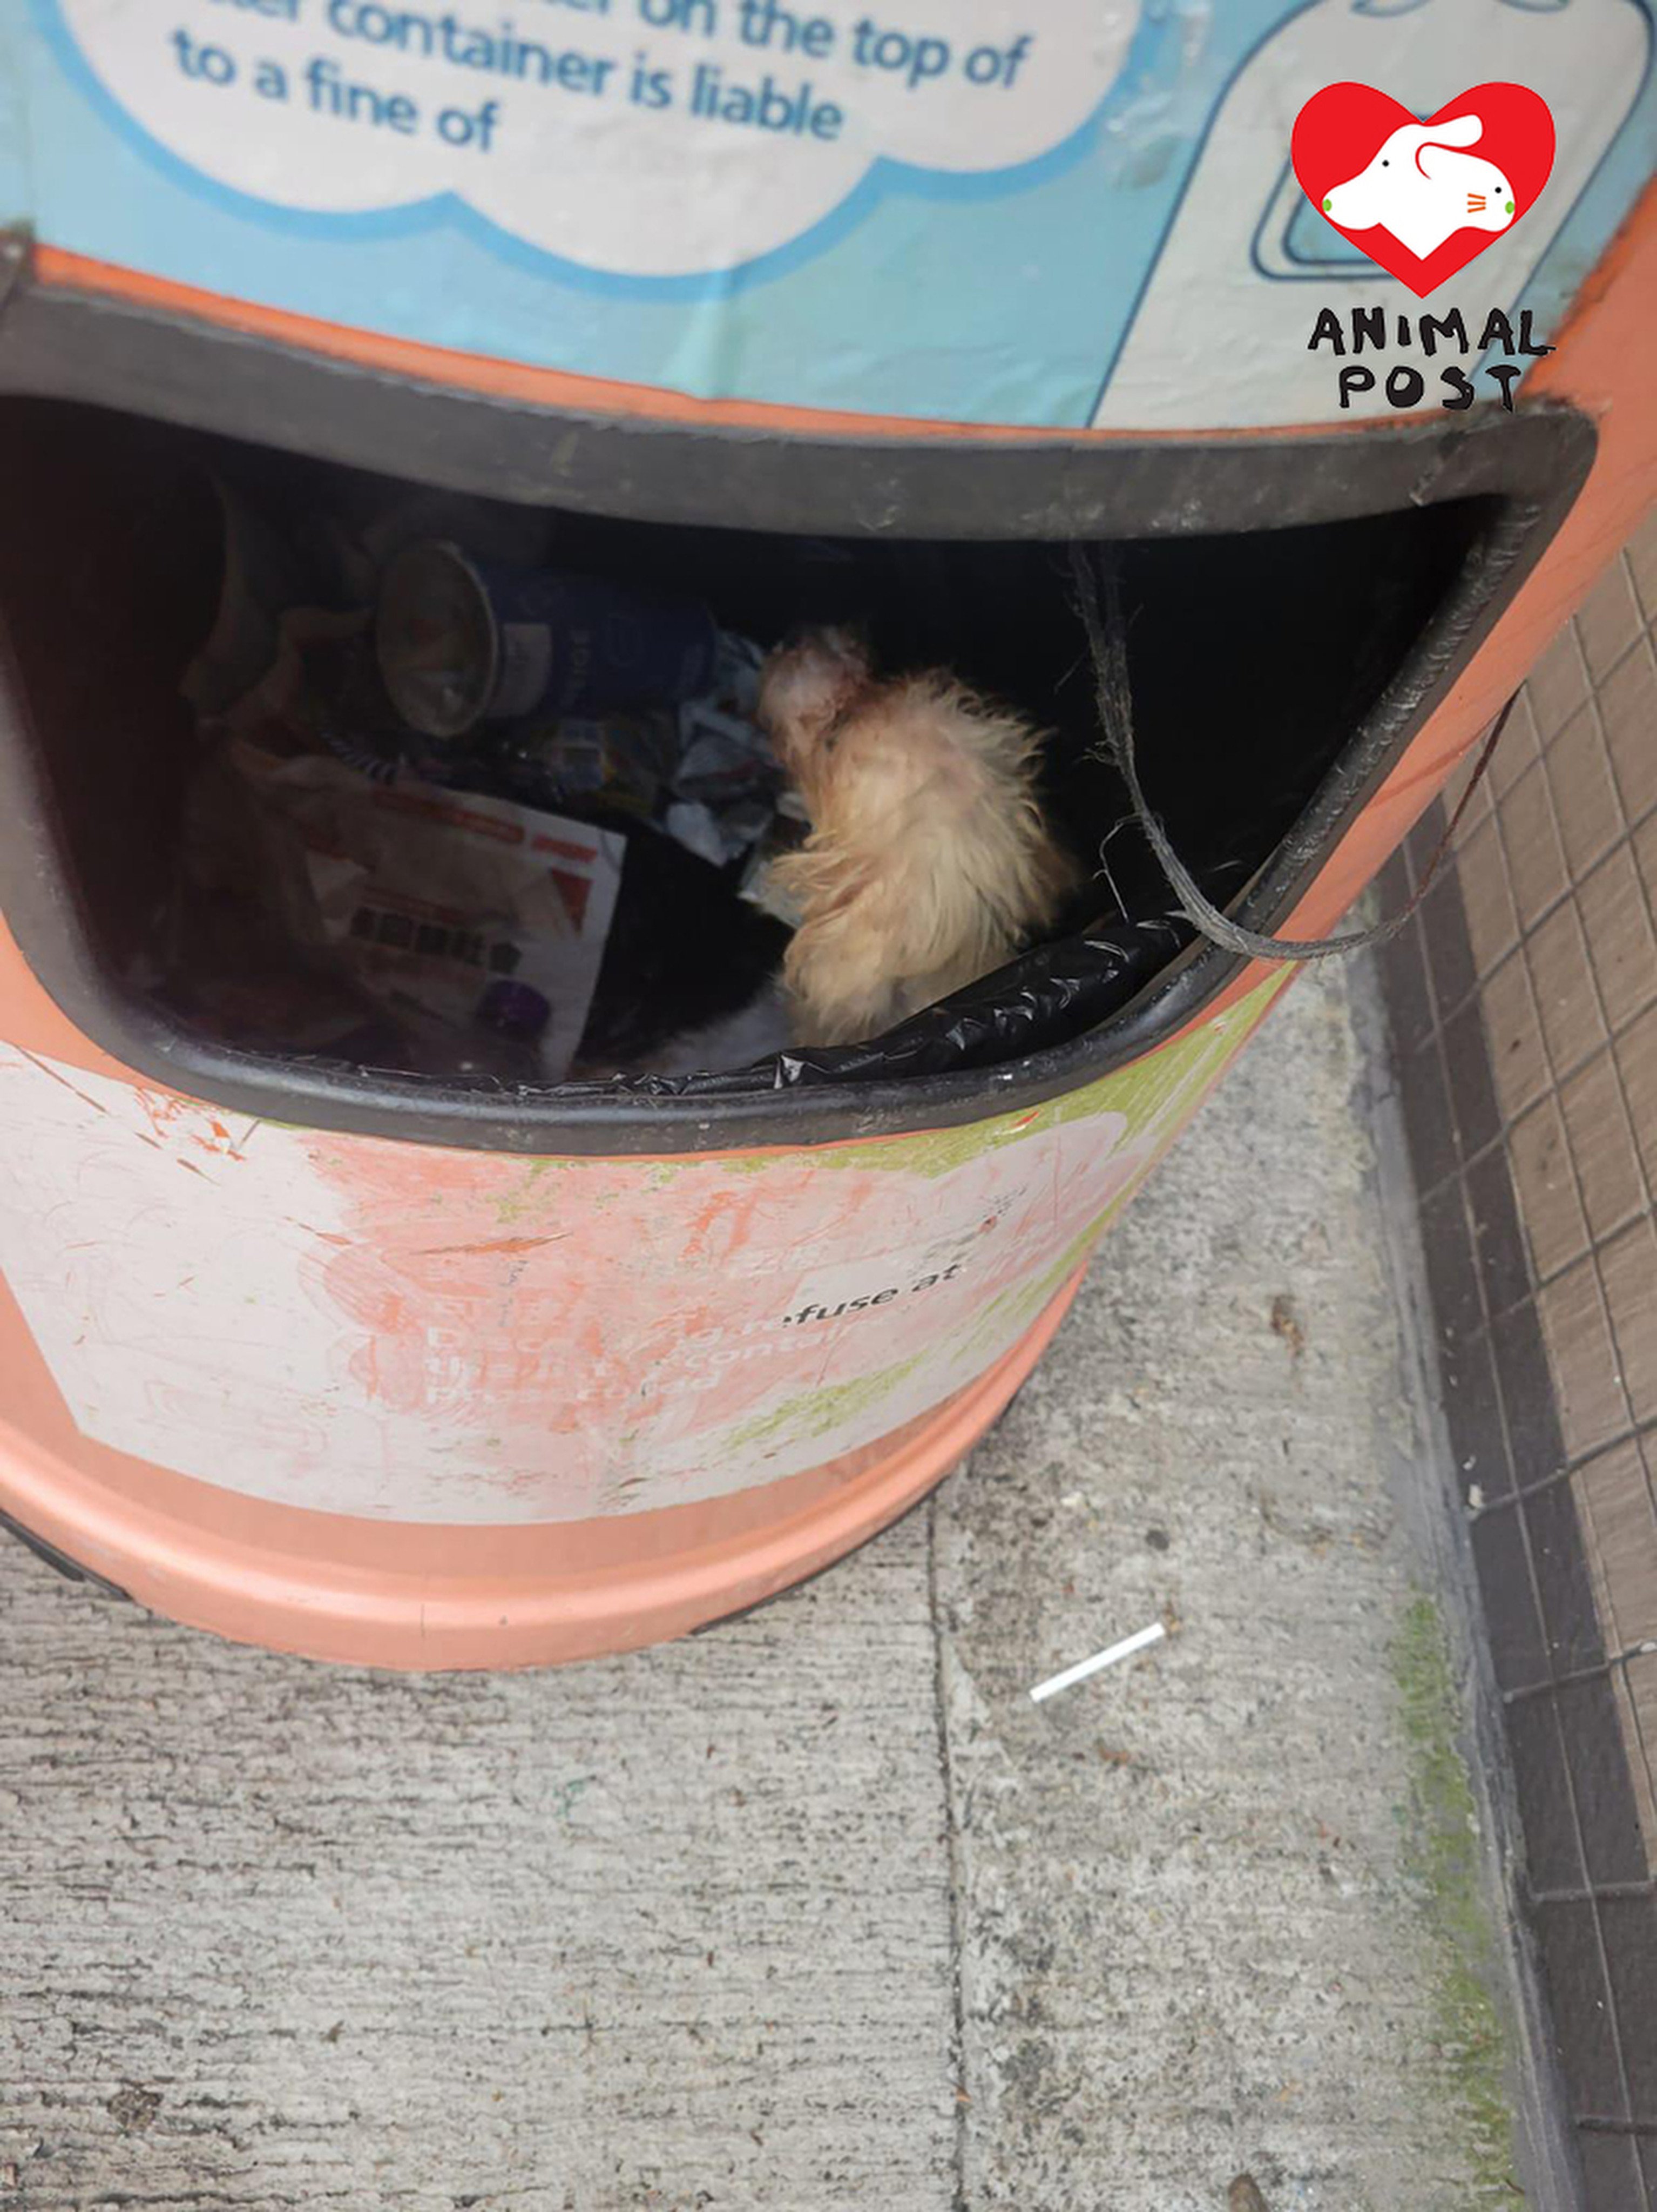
202, 731, 624, 1083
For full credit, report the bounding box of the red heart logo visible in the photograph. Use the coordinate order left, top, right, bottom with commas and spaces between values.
1291, 82, 1555, 298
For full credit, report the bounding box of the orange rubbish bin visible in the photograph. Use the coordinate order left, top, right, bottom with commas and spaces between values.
1, 1, 1653, 1664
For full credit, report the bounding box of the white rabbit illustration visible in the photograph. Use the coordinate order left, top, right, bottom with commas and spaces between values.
1088, 0, 1650, 430
1323, 113, 1517, 260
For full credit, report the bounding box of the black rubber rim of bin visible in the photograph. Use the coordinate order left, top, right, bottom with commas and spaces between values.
0, 273, 1596, 1153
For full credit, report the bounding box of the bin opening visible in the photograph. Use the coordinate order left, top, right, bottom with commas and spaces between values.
0, 401, 1492, 1103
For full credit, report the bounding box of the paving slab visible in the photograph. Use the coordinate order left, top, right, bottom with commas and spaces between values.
0, 1528, 956, 2210
937, 965, 1520, 2212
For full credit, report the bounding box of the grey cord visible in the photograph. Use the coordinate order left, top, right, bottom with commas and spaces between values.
1068, 541, 1517, 965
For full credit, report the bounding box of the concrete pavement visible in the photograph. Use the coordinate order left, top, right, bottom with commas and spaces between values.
0, 963, 1540, 2211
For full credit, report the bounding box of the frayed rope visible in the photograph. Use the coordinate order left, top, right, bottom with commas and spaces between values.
1067, 541, 1517, 965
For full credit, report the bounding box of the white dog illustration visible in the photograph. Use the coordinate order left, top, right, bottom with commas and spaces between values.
1323, 113, 1517, 261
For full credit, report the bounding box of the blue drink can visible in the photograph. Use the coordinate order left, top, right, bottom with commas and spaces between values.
376, 539, 720, 741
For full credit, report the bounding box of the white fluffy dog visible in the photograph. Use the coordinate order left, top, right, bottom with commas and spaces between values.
758, 628, 1076, 1047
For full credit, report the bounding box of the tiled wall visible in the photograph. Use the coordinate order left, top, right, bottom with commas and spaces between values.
1378, 511, 1657, 2211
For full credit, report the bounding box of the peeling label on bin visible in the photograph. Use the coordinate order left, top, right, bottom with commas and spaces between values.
0, 977, 1284, 1526
10, 0, 1653, 425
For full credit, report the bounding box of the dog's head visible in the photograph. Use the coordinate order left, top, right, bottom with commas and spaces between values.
756, 627, 871, 794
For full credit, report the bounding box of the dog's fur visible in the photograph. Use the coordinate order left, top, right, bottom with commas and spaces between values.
758, 629, 1077, 1047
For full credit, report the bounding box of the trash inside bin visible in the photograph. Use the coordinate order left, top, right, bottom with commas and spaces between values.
10, 407, 1485, 1103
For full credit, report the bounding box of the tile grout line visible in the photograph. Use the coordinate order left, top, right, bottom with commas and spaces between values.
1527, 1879, 1657, 1906
1512, 1223, 1657, 1317
1568, 1429, 1656, 1668
1504, 1644, 1657, 1707
1460, 1407, 1657, 1506
1620, 1659, 1657, 1864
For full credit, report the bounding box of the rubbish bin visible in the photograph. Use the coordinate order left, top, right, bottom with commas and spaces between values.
0, 1, 1652, 1665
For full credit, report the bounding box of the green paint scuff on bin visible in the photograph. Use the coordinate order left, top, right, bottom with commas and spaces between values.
722, 976, 1289, 1185
475, 976, 1288, 1205
493, 1157, 566, 1224
730, 1352, 929, 1455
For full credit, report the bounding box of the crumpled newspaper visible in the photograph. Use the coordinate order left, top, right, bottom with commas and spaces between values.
166, 603, 623, 1083
498, 628, 781, 866
216, 730, 624, 1083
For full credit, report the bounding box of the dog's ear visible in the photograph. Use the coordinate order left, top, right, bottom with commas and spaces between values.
819, 622, 873, 666
757, 629, 873, 758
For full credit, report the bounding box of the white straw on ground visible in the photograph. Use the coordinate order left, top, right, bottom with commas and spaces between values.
1029, 1620, 1166, 1704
